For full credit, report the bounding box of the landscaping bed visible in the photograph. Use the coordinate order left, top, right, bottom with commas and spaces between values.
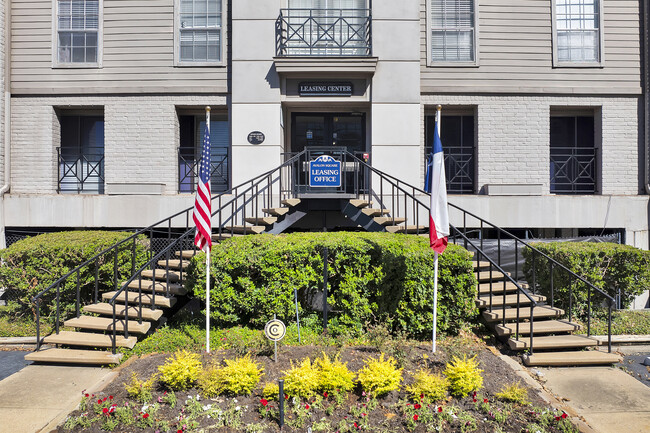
58, 335, 577, 433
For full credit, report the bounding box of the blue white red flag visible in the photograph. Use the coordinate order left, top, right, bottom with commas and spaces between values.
193, 123, 212, 252
427, 110, 449, 254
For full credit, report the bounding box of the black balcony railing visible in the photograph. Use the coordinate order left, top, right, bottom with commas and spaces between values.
57, 147, 105, 194
550, 147, 598, 194
277, 8, 372, 57
425, 146, 475, 194
178, 147, 230, 194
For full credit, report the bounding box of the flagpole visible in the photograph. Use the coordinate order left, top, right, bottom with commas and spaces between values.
433, 251, 439, 353
205, 106, 211, 353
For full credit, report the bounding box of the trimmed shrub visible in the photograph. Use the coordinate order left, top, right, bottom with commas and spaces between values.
443, 355, 483, 397
282, 358, 321, 398
187, 232, 476, 337
0, 231, 149, 321
356, 354, 402, 396
406, 369, 449, 403
522, 242, 650, 316
158, 350, 202, 391
314, 353, 355, 394
198, 355, 263, 397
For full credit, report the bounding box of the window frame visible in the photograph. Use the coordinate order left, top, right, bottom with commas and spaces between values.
425, 0, 480, 67
52, 0, 103, 69
551, 0, 605, 68
174, 0, 226, 67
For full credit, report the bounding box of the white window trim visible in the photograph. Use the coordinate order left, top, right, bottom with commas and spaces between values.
551, 0, 605, 68
51, 0, 103, 69
174, 0, 226, 67
425, 0, 479, 67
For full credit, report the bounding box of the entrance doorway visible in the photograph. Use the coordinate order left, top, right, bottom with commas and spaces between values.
291, 113, 366, 155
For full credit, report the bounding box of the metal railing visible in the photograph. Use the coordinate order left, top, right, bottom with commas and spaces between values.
550, 146, 598, 194
425, 145, 475, 194
276, 8, 372, 56
57, 147, 105, 194
178, 147, 230, 194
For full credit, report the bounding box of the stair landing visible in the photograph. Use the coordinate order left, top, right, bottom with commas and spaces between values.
25, 348, 122, 365
523, 351, 622, 367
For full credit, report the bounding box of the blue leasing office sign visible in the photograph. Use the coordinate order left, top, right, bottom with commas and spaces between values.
309, 155, 341, 187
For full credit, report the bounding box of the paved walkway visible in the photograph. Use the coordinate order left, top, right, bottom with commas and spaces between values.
0, 351, 32, 381
0, 363, 116, 433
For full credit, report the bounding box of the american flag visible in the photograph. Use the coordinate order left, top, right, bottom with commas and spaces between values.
193, 123, 212, 252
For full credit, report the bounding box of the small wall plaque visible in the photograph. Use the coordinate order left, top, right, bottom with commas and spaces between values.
248, 131, 265, 144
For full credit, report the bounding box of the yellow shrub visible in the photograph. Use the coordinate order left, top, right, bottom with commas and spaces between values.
443, 355, 483, 397
124, 372, 158, 403
158, 350, 202, 391
406, 369, 449, 403
262, 382, 279, 400
356, 354, 402, 396
315, 353, 355, 393
283, 358, 320, 398
495, 382, 529, 404
198, 355, 263, 397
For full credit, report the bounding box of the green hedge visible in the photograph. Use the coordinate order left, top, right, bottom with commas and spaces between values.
187, 232, 477, 338
0, 231, 149, 322
522, 242, 650, 316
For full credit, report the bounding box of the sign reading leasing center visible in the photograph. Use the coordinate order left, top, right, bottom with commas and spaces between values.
299, 82, 353, 97
310, 155, 341, 187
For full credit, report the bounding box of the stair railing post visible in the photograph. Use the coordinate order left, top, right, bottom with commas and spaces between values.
568, 270, 573, 323
112, 301, 117, 355
138, 275, 143, 325
532, 254, 537, 295
166, 248, 171, 299
113, 247, 118, 292
608, 301, 612, 353
76, 269, 81, 319
515, 287, 520, 340
35, 299, 41, 351
549, 262, 554, 308
587, 286, 591, 336
94, 262, 99, 303
55, 282, 60, 335
463, 212, 467, 250
529, 307, 534, 355
124, 282, 129, 339
514, 239, 518, 281
497, 230, 501, 267
131, 236, 136, 276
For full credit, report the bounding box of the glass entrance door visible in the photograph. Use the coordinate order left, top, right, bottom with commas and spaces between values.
291, 113, 366, 154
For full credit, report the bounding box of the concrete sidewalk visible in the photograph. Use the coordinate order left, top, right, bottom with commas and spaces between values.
542, 367, 650, 433
0, 364, 116, 433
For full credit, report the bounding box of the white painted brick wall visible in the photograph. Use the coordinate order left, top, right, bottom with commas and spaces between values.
421, 95, 640, 195
10, 95, 226, 194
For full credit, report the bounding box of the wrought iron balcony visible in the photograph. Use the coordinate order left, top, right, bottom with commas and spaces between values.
178, 147, 230, 194
550, 147, 598, 194
57, 147, 105, 194
425, 146, 476, 194
276, 8, 372, 57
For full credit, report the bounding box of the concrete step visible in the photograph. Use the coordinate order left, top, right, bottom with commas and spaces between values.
478, 281, 527, 294
141, 269, 185, 282
174, 250, 199, 259
227, 225, 266, 235
125, 280, 187, 296
523, 350, 622, 367
374, 216, 407, 226
348, 199, 371, 208
156, 259, 190, 271
483, 306, 564, 322
25, 348, 123, 365
244, 216, 278, 226
476, 270, 511, 282
494, 319, 582, 337
212, 232, 245, 241
263, 207, 289, 216
83, 302, 164, 321
282, 198, 301, 207
43, 331, 137, 349
102, 291, 176, 309
361, 208, 390, 217
476, 293, 546, 308
508, 334, 598, 351
473, 261, 492, 270
64, 316, 151, 334
385, 225, 428, 234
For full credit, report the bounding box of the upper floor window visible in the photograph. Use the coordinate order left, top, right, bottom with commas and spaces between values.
428, 0, 477, 65
554, 0, 603, 65
176, 0, 223, 65
55, 0, 100, 66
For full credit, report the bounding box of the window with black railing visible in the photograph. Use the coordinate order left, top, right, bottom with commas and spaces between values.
550, 115, 598, 194
178, 114, 230, 193
277, 0, 371, 56
58, 114, 105, 194
424, 114, 476, 194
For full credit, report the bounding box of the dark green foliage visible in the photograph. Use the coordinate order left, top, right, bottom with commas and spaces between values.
0, 231, 149, 322
522, 242, 650, 317
187, 232, 477, 338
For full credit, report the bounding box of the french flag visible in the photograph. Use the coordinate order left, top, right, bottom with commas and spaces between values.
425, 108, 449, 254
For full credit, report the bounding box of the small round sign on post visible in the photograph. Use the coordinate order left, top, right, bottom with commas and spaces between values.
265, 317, 286, 363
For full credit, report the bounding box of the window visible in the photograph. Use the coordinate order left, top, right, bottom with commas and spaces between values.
177, 0, 223, 64
428, 0, 476, 64
178, 114, 230, 193
554, 0, 602, 65
550, 114, 598, 194
56, 0, 100, 65
425, 113, 475, 194
58, 114, 104, 193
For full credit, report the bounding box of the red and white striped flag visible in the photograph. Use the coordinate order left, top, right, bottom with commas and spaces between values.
193, 121, 212, 252
428, 108, 449, 253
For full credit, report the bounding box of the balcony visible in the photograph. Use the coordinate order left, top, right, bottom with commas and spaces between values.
178, 147, 230, 194
276, 8, 372, 57
57, 147, 105, 194
550, 147, 598, 194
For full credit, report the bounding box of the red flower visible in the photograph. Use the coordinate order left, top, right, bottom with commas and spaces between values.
84, 393, 89, 398
102, 397, 107, 402
97, 399, 102, 404
109, 395, 113, 400
413, 414, 419, 421
323, 392, 328, 398
483, 398, 488, 403
561, 413, 567, 419
260, 399, 268, 407
305, 404, 310, 409
438, 407, 443, 413
473, 398, 477, 402
414, 404, 421, 410
420, 393, 424, 399
178, 430, 183, 433
102, 408, 109, 415
353, 422, 358, 428
143, 413, 149, 419
362, 413, 366, 417
555, 416, 561, 421
284, 394, 289, 400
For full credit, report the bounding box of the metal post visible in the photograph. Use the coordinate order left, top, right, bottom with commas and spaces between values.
294, 287, 301, 344
55, 283, 60, 334
322, 247, 329, 330
549, 262, 554, 308
76, 270, 81, 319
608, 303, 612, 353
114, 247, 118, 292
278, 379, 285, 429
35, 301, 41, 351
94, 262, 99, 303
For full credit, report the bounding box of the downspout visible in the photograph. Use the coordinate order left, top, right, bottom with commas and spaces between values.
0, 0, 11, 249
645, 0, 650, 195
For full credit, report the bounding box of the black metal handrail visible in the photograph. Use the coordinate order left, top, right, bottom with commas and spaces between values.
178, 147, 230, 194
550, 146, 598, 194
57, 146, 105, 194
277, 8, 372, 56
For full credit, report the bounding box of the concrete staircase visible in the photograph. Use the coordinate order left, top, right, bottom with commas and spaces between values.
475, 261, 622, 367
